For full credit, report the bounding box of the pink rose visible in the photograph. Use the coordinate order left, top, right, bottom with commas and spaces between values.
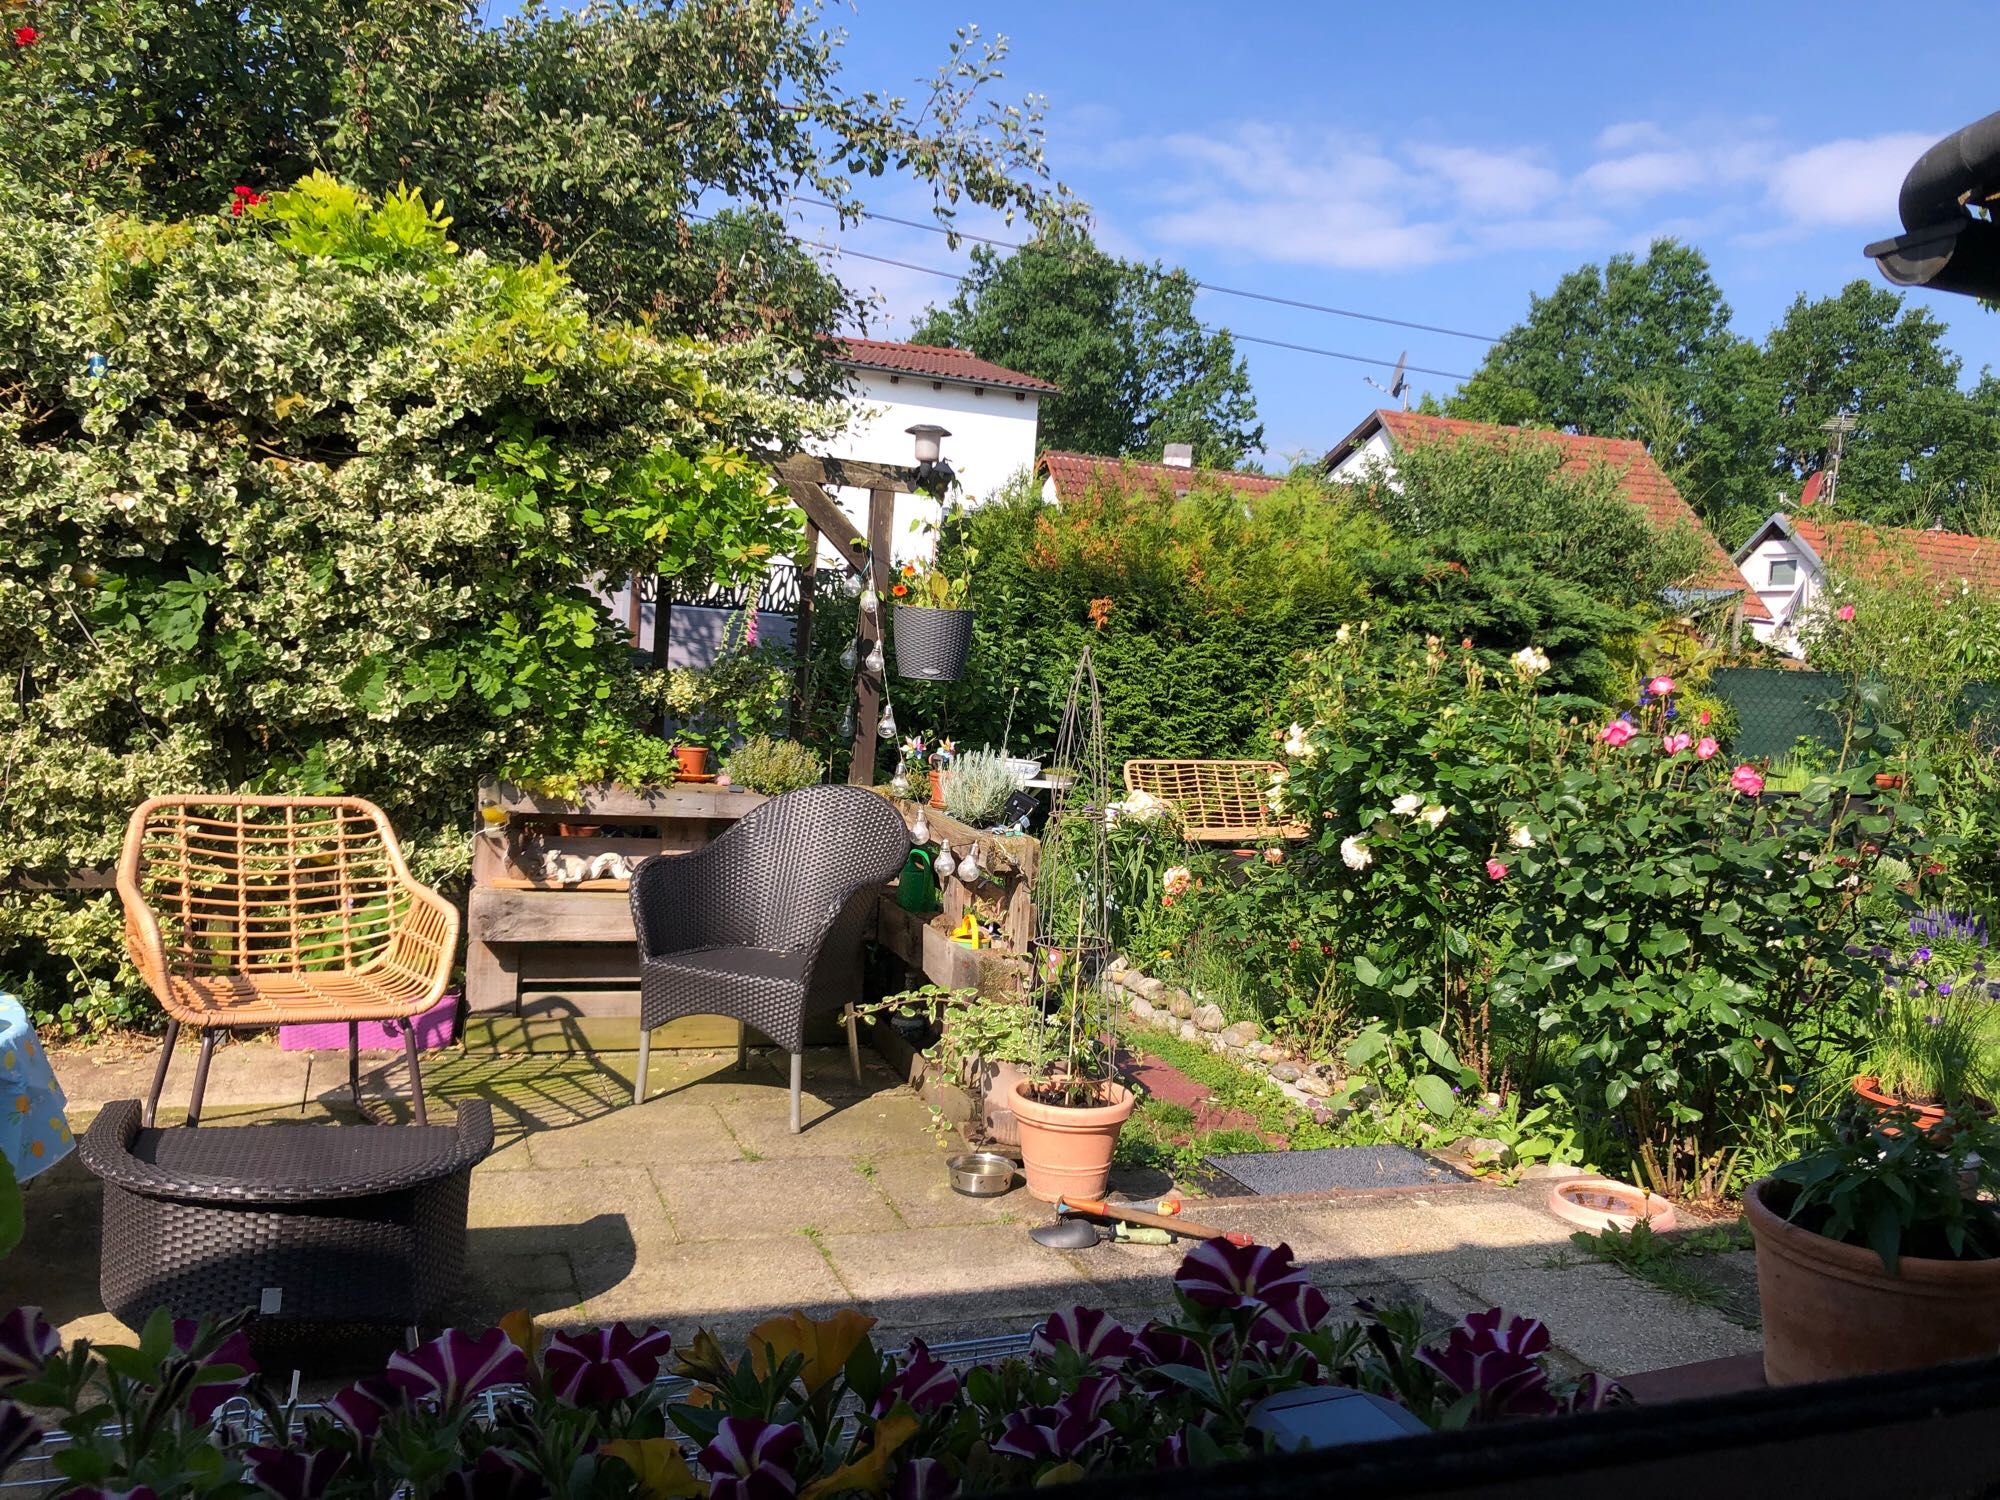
1647, 675, 1675, 696
1599, 720, 1635, 746
1696, 737, 1719, 760
1836, 604, 1855, 622
1698, 709, 1712, 727
1263, 847, 1285, 865
1730, 764, 1765, 796
1661, 732, 1692, 755
1484, 859, 1508, 881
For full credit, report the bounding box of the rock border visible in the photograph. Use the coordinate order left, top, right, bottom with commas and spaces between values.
1104, 957, 1371, 1129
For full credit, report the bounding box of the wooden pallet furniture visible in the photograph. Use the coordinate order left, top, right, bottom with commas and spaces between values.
467, 779, 773, 1050
870, 801, 1037, 995
117, 795, 457, 1126
1121, 758, 1309, 842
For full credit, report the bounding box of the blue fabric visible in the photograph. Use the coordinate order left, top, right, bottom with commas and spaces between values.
0, 994, 73, 1181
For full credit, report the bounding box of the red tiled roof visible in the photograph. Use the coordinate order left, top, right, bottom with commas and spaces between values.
1791, 515, 2000, 596
829, 337, 1060, 394
1036, 449, 1288, 500
1326, 409, 1771, 623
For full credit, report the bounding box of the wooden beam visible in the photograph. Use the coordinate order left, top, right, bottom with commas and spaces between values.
847, 487, 894, 784
790, 518, 819, 740
775, 454, 924, 496
785, 479, 869, 576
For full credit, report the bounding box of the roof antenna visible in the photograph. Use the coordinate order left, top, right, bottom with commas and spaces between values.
1364, 351, 1410, 409
1819, 413, 1856, 511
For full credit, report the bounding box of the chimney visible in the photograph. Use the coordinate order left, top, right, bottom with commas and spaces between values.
1162, 442, 1194, 469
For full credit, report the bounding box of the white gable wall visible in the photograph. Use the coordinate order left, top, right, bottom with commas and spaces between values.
1327, 427, 1396, 485
822, 367, 1042, 565
1736, 527, 1821, 657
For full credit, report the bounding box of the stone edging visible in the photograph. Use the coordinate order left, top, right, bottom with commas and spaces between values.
1104, 957, 1370, 1128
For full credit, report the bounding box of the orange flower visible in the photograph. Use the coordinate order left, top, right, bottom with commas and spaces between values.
892, 583, 908, 597
901, 562, 917, 577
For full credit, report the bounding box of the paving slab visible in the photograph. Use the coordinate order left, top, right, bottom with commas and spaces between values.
1446, 1261, 1763, 1378
822, 1223, 1099, 1329
864, 1149, 1031, 1229
563, 1235, 853, 1341
656, 1157, 902, 1240
527, 1099, 742, 1169
713, 1089, 944, 1160
466, 1165, 675, 1252
54, 1038, 311, 1116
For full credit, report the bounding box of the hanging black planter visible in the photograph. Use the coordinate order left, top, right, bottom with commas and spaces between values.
892, 602, 974, 682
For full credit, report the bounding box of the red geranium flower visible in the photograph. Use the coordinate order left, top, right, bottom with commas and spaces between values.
12, 26, 39, 46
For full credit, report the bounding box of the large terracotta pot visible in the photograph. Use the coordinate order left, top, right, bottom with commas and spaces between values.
1746, 1175, 2000, 1385
1012, 1079, 1134, 1203
1852, 1076, 1995, 1137
674, 745, 710, 780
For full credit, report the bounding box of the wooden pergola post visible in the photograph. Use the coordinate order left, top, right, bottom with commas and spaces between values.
789, 520, 818, 740
847, 488, 895, 785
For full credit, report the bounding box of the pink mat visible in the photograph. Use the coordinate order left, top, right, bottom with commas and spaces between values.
279, 992, 460, 1052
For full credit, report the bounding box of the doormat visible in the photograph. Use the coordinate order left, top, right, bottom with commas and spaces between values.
1201, 1144, 1465, 1196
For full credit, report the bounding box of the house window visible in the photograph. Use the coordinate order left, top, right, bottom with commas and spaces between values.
1768, 558, 1798, 587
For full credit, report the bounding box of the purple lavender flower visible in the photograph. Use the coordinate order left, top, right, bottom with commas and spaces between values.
1926, 1014, 1944, 1027
1914, 947, 1933, 965
1939, 981, 1955, 998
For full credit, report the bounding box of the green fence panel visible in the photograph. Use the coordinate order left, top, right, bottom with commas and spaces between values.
1709, 668, 1844, 761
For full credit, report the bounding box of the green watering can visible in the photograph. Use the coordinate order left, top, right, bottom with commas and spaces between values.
897, 847, 939, 914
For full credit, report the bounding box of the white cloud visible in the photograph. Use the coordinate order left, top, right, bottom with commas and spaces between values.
1595, 120, 1672, 153
1576, 150, 1705, 199
1406, 145, 1562, 216
1764, 132, 1935, 226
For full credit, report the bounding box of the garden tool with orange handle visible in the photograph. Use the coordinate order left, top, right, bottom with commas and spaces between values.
1056, 1196, 1252, 1246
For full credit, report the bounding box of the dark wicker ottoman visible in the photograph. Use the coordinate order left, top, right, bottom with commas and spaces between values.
80, 1098, 493, 1332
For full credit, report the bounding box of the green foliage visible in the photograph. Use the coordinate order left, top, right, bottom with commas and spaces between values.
1342, 433, 1714, 700
1188, 638, 1929, 1195
1771, 1100, 2000, 1273
897, 470, 1375, 765
0, 0, 1076, 400
722, 736, 825, 797
913, 225, 1262, 468
1452, 240, 2000, 542
0, 177, 805, 1027
940, 749, 1020, 827
1859, 986, 1998, 1106
1567, 1219, 1758, 1325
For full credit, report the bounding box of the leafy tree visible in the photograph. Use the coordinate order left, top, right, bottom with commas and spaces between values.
1450, 240, 1767, 533
1761, 281, 2000, 529
0, 0, 1074, 395
1343, 435, 1713, 698
912, 227, 1263, 466
0, 177, 804, 1031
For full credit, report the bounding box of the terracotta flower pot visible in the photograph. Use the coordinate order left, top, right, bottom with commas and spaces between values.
1011, 1079, 1134, 1203
1746, 1176, 2000, 1385
674, 745, 710, 780
1851, 1076, 1996, 1137
929, 769, 949, 810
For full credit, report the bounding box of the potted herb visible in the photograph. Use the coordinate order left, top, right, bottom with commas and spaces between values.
890, 526, 976, 682
720, 735, 824, 795
1746, 1100, 2000, 1384
1011, 936, 1132, 1202
1852, 982, 1997, 1132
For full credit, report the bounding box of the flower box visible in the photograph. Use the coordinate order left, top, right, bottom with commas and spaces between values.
280, 991, 460, 1052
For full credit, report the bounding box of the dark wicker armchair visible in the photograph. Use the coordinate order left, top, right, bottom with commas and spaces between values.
629, 784, 910, 1131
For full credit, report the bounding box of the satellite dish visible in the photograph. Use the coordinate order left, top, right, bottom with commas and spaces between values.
1365, 351, 1411, 408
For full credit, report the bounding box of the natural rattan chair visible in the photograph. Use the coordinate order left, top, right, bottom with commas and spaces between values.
629, 784, 910, 1132
1122, 758, 1309, 842
117, 796, 459, 1128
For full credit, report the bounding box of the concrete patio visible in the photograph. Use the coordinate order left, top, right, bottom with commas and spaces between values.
7, 1036, 1763, 1384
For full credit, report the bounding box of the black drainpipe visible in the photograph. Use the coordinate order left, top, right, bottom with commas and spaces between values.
1865, 109, 2000, 300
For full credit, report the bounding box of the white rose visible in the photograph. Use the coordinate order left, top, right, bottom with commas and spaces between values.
1335, 624, 1352, 644
1510, 645, 1551, 680
1390, 793, 1423, 817
1282, 722, 1315, 760
1340, 835, 1372, 871
1421, 805, 1448, 829
1510, 823, 1535, 848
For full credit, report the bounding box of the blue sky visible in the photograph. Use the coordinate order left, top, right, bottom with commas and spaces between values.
781, 0, 2000, 464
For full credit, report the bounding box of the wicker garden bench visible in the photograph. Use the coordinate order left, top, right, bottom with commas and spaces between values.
1122, 758, 1308, 842
117, 796, 458, 1126
80, 1098, 493, 1333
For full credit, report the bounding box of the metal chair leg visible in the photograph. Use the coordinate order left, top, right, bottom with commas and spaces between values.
846, 1010, 863, 1085
790, 1051, 804, 1134
349, 1021, 363, 1115
144, 1019, 180, 1128
403, 1023, 428, 1126
737, 1023, 750, 1072
186, 1031, 218, 1127
634, 1024, 652, 1105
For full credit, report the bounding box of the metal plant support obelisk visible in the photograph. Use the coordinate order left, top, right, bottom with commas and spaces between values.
1028, 647, 1117, 1101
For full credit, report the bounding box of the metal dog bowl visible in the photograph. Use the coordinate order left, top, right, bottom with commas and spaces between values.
947, 1152, 1018, 1197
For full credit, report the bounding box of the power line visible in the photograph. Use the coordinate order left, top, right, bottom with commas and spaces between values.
790, 196, 1507, 346
689, 212, 1477, 383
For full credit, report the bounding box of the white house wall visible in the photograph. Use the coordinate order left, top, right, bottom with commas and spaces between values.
822, 368, 1041, 565
1737, 533, 1818, 656
1327, 429, 1396, 485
